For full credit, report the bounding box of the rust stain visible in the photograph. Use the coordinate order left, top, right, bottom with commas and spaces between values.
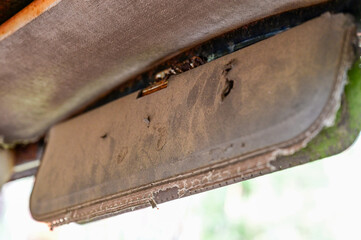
0, 0, 33, 25
137, 56, 205, 98
0, 0, 61, 41
138, 79, 168, 98
14, 142, 40, 165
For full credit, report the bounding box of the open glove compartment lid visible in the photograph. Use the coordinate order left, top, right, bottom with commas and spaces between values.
30, 13, 356, 227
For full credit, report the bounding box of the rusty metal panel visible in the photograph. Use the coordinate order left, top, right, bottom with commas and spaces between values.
30, 13, 356, 227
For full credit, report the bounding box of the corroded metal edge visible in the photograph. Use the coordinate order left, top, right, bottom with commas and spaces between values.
0, 0, 61, 41
41, 24, 357, 229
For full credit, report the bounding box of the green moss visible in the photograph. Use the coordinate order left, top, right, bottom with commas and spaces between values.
346, 60, 361, 130
296, 60, 361, 161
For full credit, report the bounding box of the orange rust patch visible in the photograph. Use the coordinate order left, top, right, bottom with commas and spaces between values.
0, 0, 61, 41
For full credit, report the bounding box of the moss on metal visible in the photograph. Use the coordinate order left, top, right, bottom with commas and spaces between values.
274, 60, 361, 166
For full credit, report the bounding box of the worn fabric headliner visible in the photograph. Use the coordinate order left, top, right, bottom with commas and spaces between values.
0, 0, 326, 143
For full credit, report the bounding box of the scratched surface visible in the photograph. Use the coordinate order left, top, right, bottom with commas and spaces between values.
30, 14, 356, 225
